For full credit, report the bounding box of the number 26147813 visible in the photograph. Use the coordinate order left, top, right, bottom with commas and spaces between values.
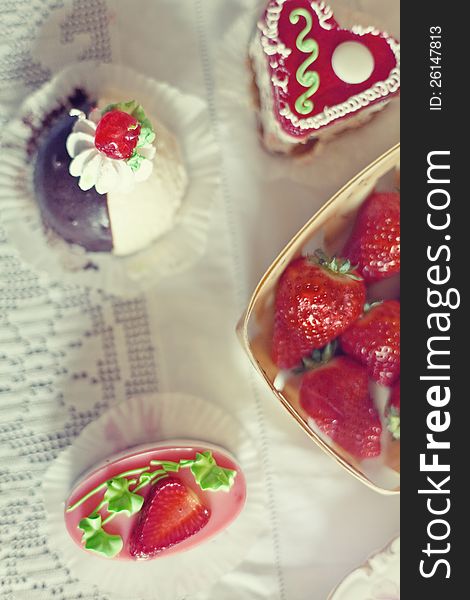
429, 26, 442, 111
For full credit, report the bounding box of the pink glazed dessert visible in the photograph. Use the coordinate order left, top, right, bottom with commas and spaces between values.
65, 441, 246, 560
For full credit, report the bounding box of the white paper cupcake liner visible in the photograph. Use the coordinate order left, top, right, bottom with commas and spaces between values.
42, 393, 266, 600
215, 1, 399, 187
0, 63, 220, 295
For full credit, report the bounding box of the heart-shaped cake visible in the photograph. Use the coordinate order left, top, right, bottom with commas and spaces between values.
249, 0, 400, 153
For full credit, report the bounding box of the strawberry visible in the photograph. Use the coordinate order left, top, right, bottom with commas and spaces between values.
272, 251, 366, 368
95, 110, 141, 160
342, 191, 400, 282
340, 300, 400, 386
129, 477, 210, 559
299, 356, 382, 459
386, 380, 400, 440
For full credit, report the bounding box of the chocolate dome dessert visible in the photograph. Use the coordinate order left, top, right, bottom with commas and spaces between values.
35, 103, 112, 252
32, 95, 187, 256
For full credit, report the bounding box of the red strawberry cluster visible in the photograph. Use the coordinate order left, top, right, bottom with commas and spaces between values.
272, 192, 400, 461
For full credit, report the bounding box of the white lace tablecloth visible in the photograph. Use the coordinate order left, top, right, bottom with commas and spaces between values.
0, 1, 400, 599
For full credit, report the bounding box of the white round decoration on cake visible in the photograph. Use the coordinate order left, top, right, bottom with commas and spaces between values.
331, 41, 375, 84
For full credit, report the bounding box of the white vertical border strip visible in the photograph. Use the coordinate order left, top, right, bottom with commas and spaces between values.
193, 1, 286, 598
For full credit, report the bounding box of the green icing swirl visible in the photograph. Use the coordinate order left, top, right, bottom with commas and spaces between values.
289, 8, 320, 115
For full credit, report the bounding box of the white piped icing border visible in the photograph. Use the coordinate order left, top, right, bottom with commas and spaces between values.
252, 0, 400, 137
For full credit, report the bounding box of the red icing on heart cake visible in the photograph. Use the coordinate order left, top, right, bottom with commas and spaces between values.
249, 0, 400, 153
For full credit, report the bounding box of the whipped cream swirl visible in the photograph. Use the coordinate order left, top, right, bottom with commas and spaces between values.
66, 108, 156, 195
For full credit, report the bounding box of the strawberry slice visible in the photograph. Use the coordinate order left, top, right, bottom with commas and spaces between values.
129, 477, 210, 559
300, 356, 382, 459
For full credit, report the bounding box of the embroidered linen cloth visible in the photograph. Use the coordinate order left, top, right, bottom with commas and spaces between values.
0, 1, 399, 598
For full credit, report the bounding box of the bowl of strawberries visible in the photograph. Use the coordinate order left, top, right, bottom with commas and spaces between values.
237, 144, 400, 493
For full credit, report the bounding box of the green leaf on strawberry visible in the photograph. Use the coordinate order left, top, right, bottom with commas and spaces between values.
190, 451, 237, 492
313, 250, 363, 281
78, 514, 123, 558
104, 477, 144, 517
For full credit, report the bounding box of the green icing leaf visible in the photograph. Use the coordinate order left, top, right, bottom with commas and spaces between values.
126, 151, 145, 172
78, 514, 123, 558
102, 100, 138, 115
85, 530, 123, 558
150, 452, 237, 491
103, 477, 144, 517
129, 104, 150, 130
137, 125, 156, 147
78, 513, 102, 540
130, 103, 146, 122
190, 452, 237, 492
129, 104, 154, 145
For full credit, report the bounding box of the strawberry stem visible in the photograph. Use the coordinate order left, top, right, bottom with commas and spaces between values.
311, 249, 363, 281
363, 300, 383, 313
293, 341, 338, 373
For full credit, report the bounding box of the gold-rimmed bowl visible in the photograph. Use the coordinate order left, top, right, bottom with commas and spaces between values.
237, 144, 400, 494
